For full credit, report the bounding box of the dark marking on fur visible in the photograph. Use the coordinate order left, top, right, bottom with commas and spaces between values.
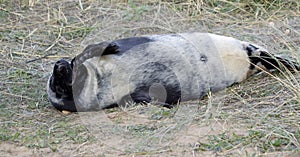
246, 44, 259, 56
245, 44, 260, 69
127, 62, 181, 107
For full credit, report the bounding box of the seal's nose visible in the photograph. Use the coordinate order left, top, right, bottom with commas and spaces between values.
55, 59, 69, 67
53, 59, 72, 77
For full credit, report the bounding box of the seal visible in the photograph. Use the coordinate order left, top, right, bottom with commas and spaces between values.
47, 33, 299, 112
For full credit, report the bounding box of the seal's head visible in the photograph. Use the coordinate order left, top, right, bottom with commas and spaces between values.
47, 59, 77, 112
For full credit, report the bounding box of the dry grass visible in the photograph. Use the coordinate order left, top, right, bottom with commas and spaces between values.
0, 0, 299, 156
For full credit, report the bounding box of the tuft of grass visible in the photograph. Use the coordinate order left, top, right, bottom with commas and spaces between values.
165, 0, 300, 22
150, 108, 173, 120
0, 112, 94, 150
196, 129, 299, 153
123, 0, 152, 21
63, 26, 96, 40
126, 125, 158, 137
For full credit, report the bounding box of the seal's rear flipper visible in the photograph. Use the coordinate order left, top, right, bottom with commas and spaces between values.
257, 51, 300, 72
245, 43, 299, 72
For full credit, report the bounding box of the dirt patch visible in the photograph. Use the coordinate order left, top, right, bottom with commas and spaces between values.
0, 142, 62, 157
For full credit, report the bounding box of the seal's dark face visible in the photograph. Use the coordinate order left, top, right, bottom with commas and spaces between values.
48, 59, 76, 112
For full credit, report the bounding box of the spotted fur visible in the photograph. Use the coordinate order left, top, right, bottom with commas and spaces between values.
47, 33, 299, 112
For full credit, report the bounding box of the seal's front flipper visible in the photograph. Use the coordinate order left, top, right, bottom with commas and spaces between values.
102, 37, 153, 56
72, 42, 110, 67
102, 42, 120, 56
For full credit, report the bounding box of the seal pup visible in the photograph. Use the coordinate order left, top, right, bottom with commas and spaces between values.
47, 33, 299, 112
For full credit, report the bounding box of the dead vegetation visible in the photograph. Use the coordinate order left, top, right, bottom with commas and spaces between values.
0, 0, 299, 156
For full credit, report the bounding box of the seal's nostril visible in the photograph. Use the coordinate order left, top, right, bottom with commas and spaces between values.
55, 62, 62, 67
55, 60, 62, 65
